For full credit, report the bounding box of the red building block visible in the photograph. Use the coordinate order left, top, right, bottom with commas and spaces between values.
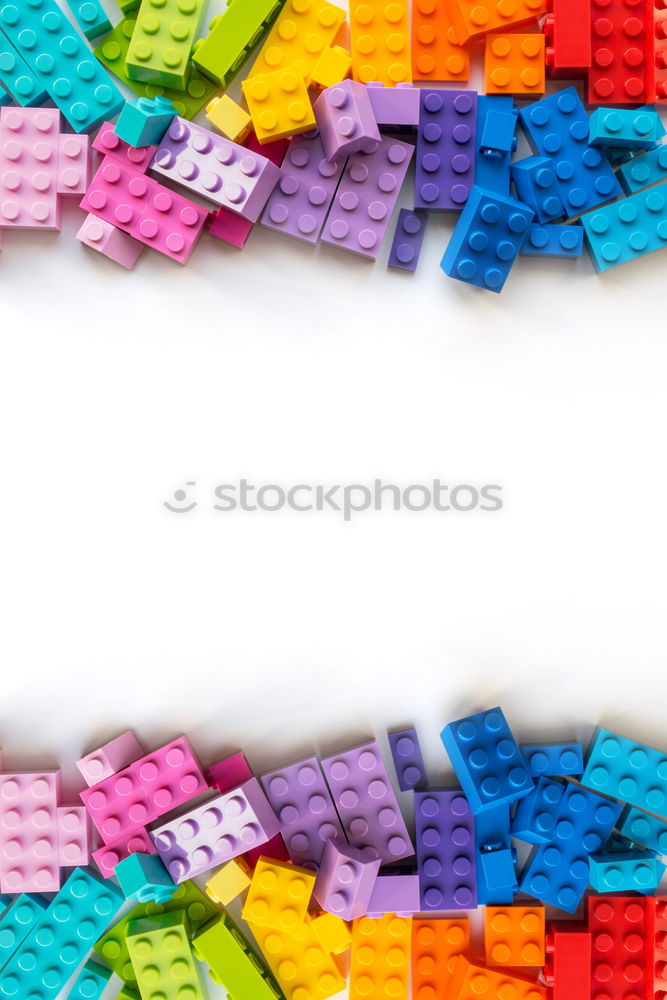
544, 923, 591, 1000
544, 0, 591, 76
588, 0, 647, 103
646, 0, 667, 102
645, 896, 667, 1000
588, 896, 647, 1000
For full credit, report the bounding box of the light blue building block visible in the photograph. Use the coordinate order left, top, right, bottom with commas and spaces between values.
589, 106, 665, 150
619, 805, 667, 856
115, 96, 176, 148
581, 187, 667, 271
520, 224, 584, 258
66, 0, 111, 40
618, 145, 667, 194
589, 848, 666, 893
0, 34, 48, 107
0, 894, 47, 965
65, 960, 112, 1000
475, 96, 517, 194
115, 852, 178, 904
581, 727, 667, 814
510, 156, 565, 223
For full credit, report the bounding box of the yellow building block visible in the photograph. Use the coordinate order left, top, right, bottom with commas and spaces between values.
249, 0, 346, 83
205, 857, 252, 907
249, 913, 346, 1000
242, 66, 315, 143
311, 45, 352, 87
350, 914, 411, 1000
311, 912, 352, 955
444, 0, 546, 43
350, 0, 412, 85
484, 33, 545, 95
242, 857, 315, 932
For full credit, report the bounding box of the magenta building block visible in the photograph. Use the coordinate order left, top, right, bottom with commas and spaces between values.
57, 133, 91, 197
321, 740, 414, 863
387, 210, 428, 273
133, 186, 207, 264
93, 829, 157, 879
313, 838, 381, 920
415, 789, 477, 911
321, 136, 413, 260
415, 90, 477, 212
261, 129, 344, 245
133, 737, 208, 815
366, 82, 420, 128
387, 727, 428, 788
261, 755, 346, 870
313, 80, 380, 162
0, 772, 61, 893
81, 158, 158, 236
366, 873, 420, 917
76, 730, 145, 787
93, 121, 157, 173
57, 805, 91, 867
207, 207, 253, 248
77, 214, 145, 269
208, 752, 253, 794
150, 117, 281, 221
0, 107, 61, 230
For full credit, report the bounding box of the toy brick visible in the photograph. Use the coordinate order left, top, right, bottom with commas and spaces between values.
448, 957, 547, 1000
66, 0, 111, 40
93, 121, 157, 174
484, 906, 545, 966
474, 96, 516, 195
0, 108, 62, 232
588, 848, 666, 892
412, 0, 470, 82
115, 851, 178, 904
0, 867, 124, 1000
520, 742, 584, 777
321, 737, 414, 861
243, 67, 315, 144
589, 0, 647, 104
311, 910, 352, 953
192, 910, 284, 1000
0, 770, 60, 893
250, 911, 346, 1000
582, 728, 667, 814
0, 894, 47, 966
520, 224, 584, 258
78, 215, 140, 267
260, 128, 345, 245
208, 206, 255, 248
191, 0, 285, 88
313, 81, 380, 162
485, 34, 545, 96
312, 45, 353, 89
441, 706, 534, 809
116, 96, 177, 148
388, 728, 428, 786
647, 896, 667, 999
475, 804, 517, 904
93, 827, 157, 878
312, 838, 380, 920
444, 0, 547, 43
366, 873, 420, 916
249, 0, 346, 84
365, 82, 420, 128
205, 856, 252, 905
543, 923, 591, 1000
349, 914, 411, 1000
617, 143, 667, 194
56, 805, 90, 867
415, 789, 477, 910
412, 918, 469, 999
208, 751, 254, 793
133, 736, 208, 814
0, 34, 48, 107
206, 96, 252, 144
415, 89, 477, 212
589, 896, 648, 1000
65, 960, 112, 1000
139, 189, 221, 262
619, 805, 667, 855
243, 856, 316, 930
511, 778, 566, 844
350, 0, 411, 86
510, 155, 564, 223
543, 0, 591, 75
480, 107, 517, 156
322, 136, 414, 259
127, 911, 205, 1000
647, 0, 667, 104
589, 106, 665, 149
126, 0, 207, 88
518, 87, 622, 218
57, 134, 91, 198
0, 0, 124, 133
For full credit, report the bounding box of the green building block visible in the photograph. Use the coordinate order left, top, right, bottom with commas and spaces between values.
66, 0, 111, 39
126, 0, 207, 89
117, 988, 141, 1000
94, 17, 218, 120
191, 0, 284, 87
192, 911, 284, 1000
127, 911, 206, 1000
116, 0, 141, 13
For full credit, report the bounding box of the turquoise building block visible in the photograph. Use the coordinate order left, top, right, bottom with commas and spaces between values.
588, 106, 665, 150
66, 0, 112, 40
115, 96, 176, 147
0, 34, 49, 107
618, 145, 667, 194
65, 960, 112, 1000
0, 894, 47, 965
580, 187, 667, 271
619, 805, 667, 856
520, 224, 584, 258
0, 0, 124, 132
115, 852, 178, 904
581, 728, 667, 814
589, 849, 666, 893
0, 868, 124, 1000
0, 895, 11, 913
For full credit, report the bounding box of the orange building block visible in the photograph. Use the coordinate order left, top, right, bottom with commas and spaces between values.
350, 914, 411, 1000
449, 957, 547, 1000
444, 0, 546, 43
411, 0, 470, 81
484, 34, 545, 95
484, 906, 545, 967
350, 0, 412, 85
412, 919, 469, 1000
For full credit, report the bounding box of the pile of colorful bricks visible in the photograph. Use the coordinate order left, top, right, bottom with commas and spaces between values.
0, 708, 666, 999
1, 0, 667, 290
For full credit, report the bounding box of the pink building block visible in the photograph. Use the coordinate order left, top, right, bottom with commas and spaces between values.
76, 730, 145, 787
57, 805, 91, 867
81, 158, 157, 235
133, 737, 208, 814
0, 772, 61, 893
93, 121, 156, 173
313, 837, 381, 920
93, 828, 157, 879
133, 187, 207, 264
81, 765, 149, 844
57, 133, 91, 197
77, 214, 145, 269
366, 873, 420, 917
366, 82, 420, 128
0, 107, 61, 230
207, 207, 253, 248
313, 81, 380, 162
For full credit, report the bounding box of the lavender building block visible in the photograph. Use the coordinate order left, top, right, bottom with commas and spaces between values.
387, 211, 428, 273
150, 117, 280, 222
387, 728, 427, 788
260, 130, 344, 245
366, 82, 420, 129
415, 89, 477, 212
366, 874, 420, 917
313, 838, 381, 920
313, 80, 380, 162
321, 739, 414, 862
261, 755, 345, 869
415, 790, 477, 910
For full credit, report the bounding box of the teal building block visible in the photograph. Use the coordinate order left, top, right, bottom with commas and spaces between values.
520, 224, 584, 258
0, 92, 10, 107
0, 894, 47, 965
115, 852, 178, 904
0, 0, 124, 132
589, 849, 666, 893
65, 960, 112, 1000
619, 805, 667, 856
0, 896, 11, 913
581, 186, 667, 271
618, 145, 667, 194
66, 0, 112, 40
581, 727, 667, 813
0, 868, 124, 1000
0, 34, 49, 107
588, 106, 665, 150
115, 96, 176, 148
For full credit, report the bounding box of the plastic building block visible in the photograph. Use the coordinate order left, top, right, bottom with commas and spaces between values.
365, 82, 420, 128
444, 0, 547, 43
349, 914, 411, 1000
475, 804, 517, 904
191, 0, 284, 88
485, 34, 545, 96
448, 957, 546, 1000
388, 211, 429, 272
0, 894, 47, 966
126, 0, 207, 88
243, 857, 316, 930
250, 911, 346, 1000
312, 46, 353, 89
192, 910, 284, 1000
249, 0, 346, 84
588, 0, 647, 104
441, 706, 535, 810
261, 128, 345, 245
519, 783, 621, 912
619, 805, 667, 855
415, 90, 477, 212
321, 136, 414, 259
618, 146, 667, 193
206, 96, 252, 144
312, 838, 380, 920
366, 873, 420, 917
151, 777, 280, 880
520, 743, 584, 777
311, 911, 352, 953
150, 117, 281, 220
520, 224, 584, 258
93, 828, 157, 878
56, 805, 90, 867
582, 728, 667, 814
0, 769, 60, 893
94, 121, 157, 173
133, 184, 207, 264
648, 0, 667, 104
57, 134, 91, 198
0, 34, 48, 107
208, 751, 254, 793
118, 989, 142, 1000
412, 0, 470, 82
484, 906, 545, 966
115, 852, 178, 904
412, 919, 469, 999
313, 81, 380, 161
510, 156, 564, 224
350, 0, 411, 86
511, 778, 566, 844
242, 67, 315, 144
543, 923, 591, 1000
387, 728, 428, 787
321, 737, 414, 861
0, 867, 124, 1000
589, 107, 665, 149
647, 896, 667, 999
480, 109, 517, 156
66, 0, 111, 40
127, 911, 205, 1000
0, 108, 62, 232
94, 18, 217, 121
0, 0, 124, 133
518, 88, 622, 218
65, 960, 112, 1000
415, 789, 477, 910
208, 206, 254, 248
588, 896, 648, 1000
589, 848, 666, 892
205, 857, 252, 905
543, 0, 591, 75
475, 96, 516, 195
116, 97, 177, 148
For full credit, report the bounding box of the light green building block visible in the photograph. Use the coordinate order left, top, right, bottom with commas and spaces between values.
127, 911, 206, 1000
126, 0, 207, 88
191, 0, 284, 87
192, 911, 284, 1000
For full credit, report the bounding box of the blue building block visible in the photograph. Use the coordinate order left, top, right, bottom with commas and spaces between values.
475, 96, 517, 194
520, 224, 583, 258
519, 86, 621, 218
510, 156, 565, 223
388, 727, 428, 789
440, 705, 534, 810
581, 186, 667, 271
115, 852, 178, 904
65, 960, 112, 1000
480, 109, 517, 157
511, 777, 565, 845
520, 742, 584, 776
415, 89, 477, 212
0, 868, 124, 1000
581, 728, 667, 815
441, 187, 534, 293
115, 95, 177, 148
589, 849, 666, 893
0, 894, 47, 965
0, 34, 49, 107
618, 145, 667, 194
474, 805, 517, 904
0, 0, 124, 132
619, 805, 667, 856
588, 106, 665, 150
519, 783, 621, 913
387, 211, 428, 273
66, 0, 111, 40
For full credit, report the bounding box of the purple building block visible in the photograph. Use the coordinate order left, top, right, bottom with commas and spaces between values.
261, 755, 345, 870
388, 727, 428, 788
150, 117, 281, 222
366, 82, 420, 129
415, 90, 477, 212
321, 739, 414, 863
366, 873, 420, 917
313, 81, 380, 162
387, 211, 428, 273
321, 136, 414, 260
261, 130, 344, 245
313, 837, 381, 920
415, 790, 477, 910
